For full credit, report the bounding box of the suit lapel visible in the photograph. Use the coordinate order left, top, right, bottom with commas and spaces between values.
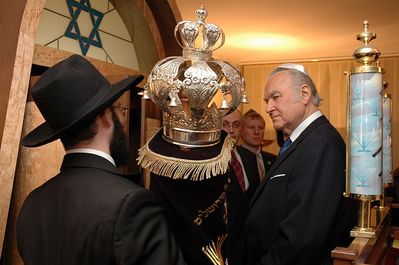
248, 142, 297, 207
261, 153, 273, 171
269, 115, 328, 174
237, 146, 260, 187
248, 115, 328, 208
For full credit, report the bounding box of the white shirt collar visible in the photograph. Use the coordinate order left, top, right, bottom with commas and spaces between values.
66, 148, 116, 166
289, 110, 322, 143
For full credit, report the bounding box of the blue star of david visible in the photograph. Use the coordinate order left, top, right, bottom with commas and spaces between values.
65, 0, 104, 55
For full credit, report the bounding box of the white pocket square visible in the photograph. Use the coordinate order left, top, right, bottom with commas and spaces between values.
269, 174, 285, 180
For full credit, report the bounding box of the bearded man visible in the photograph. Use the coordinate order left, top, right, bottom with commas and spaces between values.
16, 55, 185, 265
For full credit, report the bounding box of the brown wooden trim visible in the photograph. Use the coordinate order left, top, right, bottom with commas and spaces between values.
0, 0, 26, 145
133, 0, 165, 60
0, 0, 47, 255
167, 0, 182, 22
145, 0, 181, 57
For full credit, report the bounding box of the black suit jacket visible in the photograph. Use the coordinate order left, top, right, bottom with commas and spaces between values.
245, 115, 356, 265
227, 146, 276, 265
17, 153, 185, 265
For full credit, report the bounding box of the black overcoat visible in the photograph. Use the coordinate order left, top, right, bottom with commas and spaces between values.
17, 153, 185, 265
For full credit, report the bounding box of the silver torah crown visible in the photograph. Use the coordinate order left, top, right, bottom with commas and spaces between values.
144, 6, 248, 148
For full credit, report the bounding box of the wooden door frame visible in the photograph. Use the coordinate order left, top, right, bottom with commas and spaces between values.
0, 0, 46, 256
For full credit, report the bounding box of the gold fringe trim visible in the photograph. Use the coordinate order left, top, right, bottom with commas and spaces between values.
202, 234, 227, 265
137, 132, 234, 181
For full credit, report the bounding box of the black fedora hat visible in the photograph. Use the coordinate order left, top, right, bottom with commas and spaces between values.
22, 54, 143, 147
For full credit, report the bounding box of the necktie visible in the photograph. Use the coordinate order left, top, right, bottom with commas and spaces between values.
256, 152, 266, 181
230, 151, 246, 192
278, 138, 292, 157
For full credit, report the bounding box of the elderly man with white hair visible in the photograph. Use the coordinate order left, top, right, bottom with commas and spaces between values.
244, 64, 357, 265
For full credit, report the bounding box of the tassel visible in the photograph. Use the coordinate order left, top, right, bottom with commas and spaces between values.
202, 234, 227, 265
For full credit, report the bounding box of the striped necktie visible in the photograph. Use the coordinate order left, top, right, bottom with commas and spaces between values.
230, 151, 246, 191
256, 151, 266, 181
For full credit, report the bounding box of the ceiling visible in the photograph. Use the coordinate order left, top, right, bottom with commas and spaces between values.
174, 0, 399, 66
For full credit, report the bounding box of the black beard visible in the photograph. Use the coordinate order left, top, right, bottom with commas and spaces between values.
110, 111, 129, 167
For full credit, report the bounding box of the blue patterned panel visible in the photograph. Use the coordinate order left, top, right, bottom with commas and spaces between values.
349, 72, 383, 196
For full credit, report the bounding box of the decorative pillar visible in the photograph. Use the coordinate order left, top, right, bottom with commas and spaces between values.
345, 21, 385, 237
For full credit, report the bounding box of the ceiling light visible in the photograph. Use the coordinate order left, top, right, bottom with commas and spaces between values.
227, 33, 299, 50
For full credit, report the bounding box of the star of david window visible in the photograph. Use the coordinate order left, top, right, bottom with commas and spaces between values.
35, 0, 140, 70
65, 0, 104, 55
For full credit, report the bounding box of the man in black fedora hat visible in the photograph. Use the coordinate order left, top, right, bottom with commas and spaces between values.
16, 55, 185, 265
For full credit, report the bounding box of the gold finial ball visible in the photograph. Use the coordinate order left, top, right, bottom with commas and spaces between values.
196, 5, 208, 21
353, 20, 380, 65
353, 46, 380, 65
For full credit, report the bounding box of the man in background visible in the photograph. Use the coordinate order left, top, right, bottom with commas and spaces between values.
223, 109, 276, 194
222, 109, 242, 144
245, 64, 356, 265
240, 109, 276, 183
17, 55, 185, 265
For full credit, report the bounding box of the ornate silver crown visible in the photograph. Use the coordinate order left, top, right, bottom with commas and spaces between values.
142, 6, 248, 148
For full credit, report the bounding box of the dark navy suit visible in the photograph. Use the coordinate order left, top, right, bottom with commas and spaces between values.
227, 145, 276, 265
245, 115, 356, 265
